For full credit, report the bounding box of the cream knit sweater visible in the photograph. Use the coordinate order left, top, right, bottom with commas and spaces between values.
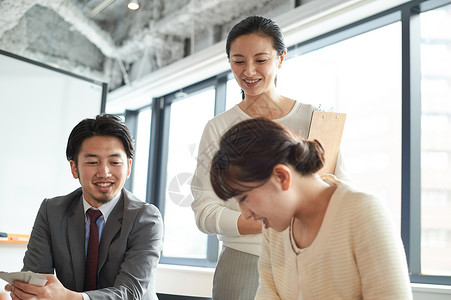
256, 176, 412, 300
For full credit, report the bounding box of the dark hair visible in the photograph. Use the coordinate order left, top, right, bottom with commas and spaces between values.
226, 16, 286, 60
210, 118, 324, 200
66, 114, 135, 165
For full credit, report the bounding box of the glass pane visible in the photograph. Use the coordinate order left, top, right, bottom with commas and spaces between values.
420, 3, 451, 276
163, 88, 215, 258
226, 78, 242, 110
278, 22, 402, 229
132, 107, 152, 202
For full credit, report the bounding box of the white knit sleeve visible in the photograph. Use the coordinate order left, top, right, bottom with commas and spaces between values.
190, 121, 241, 236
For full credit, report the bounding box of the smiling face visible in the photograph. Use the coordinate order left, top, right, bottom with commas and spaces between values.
229, 33, 285, 98
236, 165, 296, 232
70, 136, 132, 207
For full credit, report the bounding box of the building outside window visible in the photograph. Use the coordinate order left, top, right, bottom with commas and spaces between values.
420, 2, 451, 276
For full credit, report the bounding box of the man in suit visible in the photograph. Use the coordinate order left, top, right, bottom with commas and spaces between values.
5, 114, 163, 300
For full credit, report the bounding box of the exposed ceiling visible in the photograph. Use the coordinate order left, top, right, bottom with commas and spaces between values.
0, 0, 302, 92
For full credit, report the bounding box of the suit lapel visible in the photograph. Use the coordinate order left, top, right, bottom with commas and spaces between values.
67, 192, 86, 291
98, 191, 124, 270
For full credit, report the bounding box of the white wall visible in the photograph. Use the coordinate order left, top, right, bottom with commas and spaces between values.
412, 284, 451, 300
0, 51, 104, 236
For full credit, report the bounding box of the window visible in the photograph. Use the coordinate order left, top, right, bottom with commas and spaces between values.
132, 107, 152, 201
278, 21, 403, 228
161, 86, 216, 263
115, 0, 451, 286
420, 1, 451, 276
226, 77, 242, 109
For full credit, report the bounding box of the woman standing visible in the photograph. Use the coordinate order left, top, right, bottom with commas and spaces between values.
191, 16, 347, 299
210, 118, 412, 299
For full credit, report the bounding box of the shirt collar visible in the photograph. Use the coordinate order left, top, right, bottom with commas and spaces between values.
82, 190, 122, 222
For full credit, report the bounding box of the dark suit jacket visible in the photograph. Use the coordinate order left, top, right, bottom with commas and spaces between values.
22, 188, 163, 300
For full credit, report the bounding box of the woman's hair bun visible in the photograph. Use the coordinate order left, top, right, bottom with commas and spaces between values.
289, 139, 325, 175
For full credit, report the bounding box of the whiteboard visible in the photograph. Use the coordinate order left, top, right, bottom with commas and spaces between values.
0, 49, 106, 234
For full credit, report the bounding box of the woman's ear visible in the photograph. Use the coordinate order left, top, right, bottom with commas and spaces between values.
273, 164, 291, 191
278, 50, 287, 68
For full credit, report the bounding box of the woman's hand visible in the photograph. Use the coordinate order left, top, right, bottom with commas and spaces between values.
237, 214, 263, 235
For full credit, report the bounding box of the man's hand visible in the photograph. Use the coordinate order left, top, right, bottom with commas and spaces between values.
5, 274, 82, 300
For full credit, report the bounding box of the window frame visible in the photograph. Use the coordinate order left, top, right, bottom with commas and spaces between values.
122, 0, 451, 285
286, 0, 451, 285
147, 75, 228, 267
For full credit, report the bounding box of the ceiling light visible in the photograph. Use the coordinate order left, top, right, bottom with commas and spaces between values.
128, 0, 139, 10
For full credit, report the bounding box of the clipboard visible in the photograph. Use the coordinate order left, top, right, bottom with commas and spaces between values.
307, 111, 346, 175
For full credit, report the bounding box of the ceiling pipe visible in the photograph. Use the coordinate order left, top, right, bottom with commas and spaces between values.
86, 0, 116, 19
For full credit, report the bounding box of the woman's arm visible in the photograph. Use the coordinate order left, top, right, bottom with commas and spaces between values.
191, 121, 243, 236
255, 230, 279, 299
353, 194, 412, 299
